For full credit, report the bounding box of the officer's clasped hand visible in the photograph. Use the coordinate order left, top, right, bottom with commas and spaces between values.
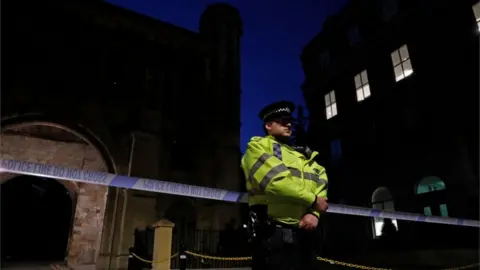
299, 213, 319, 231
314, 196, 328, 213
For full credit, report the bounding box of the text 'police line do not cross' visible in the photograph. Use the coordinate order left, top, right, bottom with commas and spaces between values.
1, 159, 479, 228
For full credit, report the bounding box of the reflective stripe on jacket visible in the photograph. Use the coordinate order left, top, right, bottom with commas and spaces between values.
241, 135, 329, 225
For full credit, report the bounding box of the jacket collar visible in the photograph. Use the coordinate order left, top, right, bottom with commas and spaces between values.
266, 135, 319, 161
266, 135, 290, 146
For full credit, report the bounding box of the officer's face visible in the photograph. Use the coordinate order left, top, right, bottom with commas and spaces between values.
265, 118, 293, 137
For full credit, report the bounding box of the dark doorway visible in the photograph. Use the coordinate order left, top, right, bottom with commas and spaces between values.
1, 175, 73, 264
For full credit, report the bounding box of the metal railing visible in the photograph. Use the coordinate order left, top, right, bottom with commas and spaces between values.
127, 248, 480, 270
170, 228, 251, 269
125, 223, 479, 270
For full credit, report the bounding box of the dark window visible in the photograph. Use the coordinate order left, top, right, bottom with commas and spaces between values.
348, 25, 361, 46
381, 0, 398, 21
319, 51, 330, 69
330, 139, 342, 163
171, 141, 193, 172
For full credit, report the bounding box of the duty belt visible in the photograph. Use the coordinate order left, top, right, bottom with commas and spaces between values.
247, 205, 270, 241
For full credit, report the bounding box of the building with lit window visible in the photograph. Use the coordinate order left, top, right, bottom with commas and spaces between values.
301, 0, 479, 266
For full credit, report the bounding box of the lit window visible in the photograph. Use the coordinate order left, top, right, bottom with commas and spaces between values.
391, 44, 413, 82
416, 176, 446, 194
354, 70, 371, 102
325, 91, 337, 119
372, 187, 398, 238
472, 2, 480, 32
348, 25, 361, 46
423, 205, 449, 217
416, 176, 449, 218
374, 219, 398, 237
439, 204, 449, 217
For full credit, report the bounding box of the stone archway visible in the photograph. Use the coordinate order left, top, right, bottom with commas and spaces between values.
0, 121, 114, 268
1, 174, 74, 264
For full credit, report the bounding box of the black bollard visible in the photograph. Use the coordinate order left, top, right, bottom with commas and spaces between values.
179, 244, 187, 270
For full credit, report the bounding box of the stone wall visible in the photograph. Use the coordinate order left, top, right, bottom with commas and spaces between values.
0, 134, 108, 268
0, 130, 245, 270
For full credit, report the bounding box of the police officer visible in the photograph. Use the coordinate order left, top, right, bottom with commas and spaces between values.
241, 101, 329, 270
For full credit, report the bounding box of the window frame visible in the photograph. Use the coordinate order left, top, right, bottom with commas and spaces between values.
348, 24, 361, 46
354, 69, 371, 102
390, 44, 413, 82
371, 187, 398, 238
324, 90, 338, 120
416, 176, 449, 218
472, 2, 480, 32
330, 138, 342, 162
319, 51, 330, 70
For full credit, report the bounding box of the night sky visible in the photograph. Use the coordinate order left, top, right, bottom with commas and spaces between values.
105, 0, 349, 151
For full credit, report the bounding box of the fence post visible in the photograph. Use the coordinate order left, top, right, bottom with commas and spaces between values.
127, 247, 138, 270
179, 244, 187, 270
151, 219, 175, 270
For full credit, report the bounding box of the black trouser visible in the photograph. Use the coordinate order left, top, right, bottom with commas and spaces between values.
251, 223, 318, 270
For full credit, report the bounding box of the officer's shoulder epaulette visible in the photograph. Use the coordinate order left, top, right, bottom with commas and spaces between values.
249, 136, 266, 142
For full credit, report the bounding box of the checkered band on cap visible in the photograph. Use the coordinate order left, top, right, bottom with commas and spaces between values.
263, 107, 291, 120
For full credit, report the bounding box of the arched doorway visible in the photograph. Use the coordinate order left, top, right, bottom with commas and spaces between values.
371, 187, 398, 238
1, 176, 73, 265
415, 176, 448, 217
0, 118, 114, 268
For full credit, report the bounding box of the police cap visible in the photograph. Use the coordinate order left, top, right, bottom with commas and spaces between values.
258, 101, 296, 122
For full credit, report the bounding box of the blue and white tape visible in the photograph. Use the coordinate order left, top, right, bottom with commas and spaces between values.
1, 159, 478, 228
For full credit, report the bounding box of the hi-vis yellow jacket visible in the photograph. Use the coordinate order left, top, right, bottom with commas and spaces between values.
241, 135, 329, 225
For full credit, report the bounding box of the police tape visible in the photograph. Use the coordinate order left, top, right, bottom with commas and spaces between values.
1, 158, 479, 228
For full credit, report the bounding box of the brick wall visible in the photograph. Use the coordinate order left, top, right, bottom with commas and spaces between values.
0, 134, 108, 268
